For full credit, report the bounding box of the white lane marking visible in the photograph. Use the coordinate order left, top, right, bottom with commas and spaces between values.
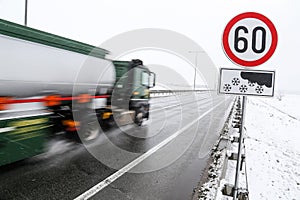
74, 99, 226, 200
150, 96, 218, 113
150, 104, 181, 112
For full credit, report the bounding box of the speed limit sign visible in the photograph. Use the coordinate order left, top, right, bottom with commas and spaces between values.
222, 12, 278, 67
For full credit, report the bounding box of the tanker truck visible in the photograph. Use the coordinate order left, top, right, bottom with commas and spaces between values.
0, 19, 155, 166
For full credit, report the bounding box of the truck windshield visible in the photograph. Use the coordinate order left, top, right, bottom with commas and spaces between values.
141, 71, 150, 87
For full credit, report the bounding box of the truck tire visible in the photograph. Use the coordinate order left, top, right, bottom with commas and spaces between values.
134, 107, 144, 126
80, 120, 100, 143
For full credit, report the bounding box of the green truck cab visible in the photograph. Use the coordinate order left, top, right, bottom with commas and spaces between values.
111, 59, 155, 126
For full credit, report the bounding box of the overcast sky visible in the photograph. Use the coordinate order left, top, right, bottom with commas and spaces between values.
0, 0, 299, 92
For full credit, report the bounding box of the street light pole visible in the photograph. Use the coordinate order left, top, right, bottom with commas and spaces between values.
188, 51, 204, 90
193, 54, 197, 90
24, 0, 28, 26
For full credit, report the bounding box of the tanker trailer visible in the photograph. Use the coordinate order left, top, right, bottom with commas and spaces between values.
0, 19, 155, 166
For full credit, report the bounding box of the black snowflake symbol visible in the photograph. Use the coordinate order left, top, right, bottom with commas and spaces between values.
232, 77, 240, 86
223, 84, 232, 92
239, 85, 248, 93
248, 81, 255, 87
255, 85, 264, 94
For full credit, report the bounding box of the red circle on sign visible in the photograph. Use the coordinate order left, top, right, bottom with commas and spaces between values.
222, 12, 278, 67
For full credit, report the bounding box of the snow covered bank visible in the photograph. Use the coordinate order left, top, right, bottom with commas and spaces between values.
245, 95, 300, 200
196, 94, 300, 200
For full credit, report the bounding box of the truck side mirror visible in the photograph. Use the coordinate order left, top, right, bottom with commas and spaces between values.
150, 72, 156, 88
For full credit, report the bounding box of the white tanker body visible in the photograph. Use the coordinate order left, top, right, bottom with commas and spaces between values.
0, 21, 115, 97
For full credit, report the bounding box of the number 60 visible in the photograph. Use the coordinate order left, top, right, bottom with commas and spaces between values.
234, 26, 266, 54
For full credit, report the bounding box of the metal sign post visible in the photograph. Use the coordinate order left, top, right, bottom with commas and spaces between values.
233, 95, 247, 200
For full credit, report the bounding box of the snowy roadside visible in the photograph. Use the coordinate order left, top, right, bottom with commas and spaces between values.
195, 94, 300, 200
244, 95, 300, 200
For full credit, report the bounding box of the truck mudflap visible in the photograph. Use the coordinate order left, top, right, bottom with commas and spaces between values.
0, 110, 51, 166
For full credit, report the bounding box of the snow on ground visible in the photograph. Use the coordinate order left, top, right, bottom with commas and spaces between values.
260, 94, 300, 120
245, 94, 300, 200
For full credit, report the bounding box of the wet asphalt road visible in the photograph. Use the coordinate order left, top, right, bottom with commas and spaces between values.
0, 92, 233, 200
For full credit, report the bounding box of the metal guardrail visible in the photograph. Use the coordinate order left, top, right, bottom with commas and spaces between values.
150, 89, 208, 93
150, 89, 211, 97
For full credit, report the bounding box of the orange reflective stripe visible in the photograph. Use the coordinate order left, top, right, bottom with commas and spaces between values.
0, 97, 10, 110
44, 95, 61, 107
62, 120, 80, 127
78, 94, 91, 103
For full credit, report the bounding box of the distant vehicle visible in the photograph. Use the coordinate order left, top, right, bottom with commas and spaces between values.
0, 19, 155, 166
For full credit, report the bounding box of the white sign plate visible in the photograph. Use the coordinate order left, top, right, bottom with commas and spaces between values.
219, 68, 275, 97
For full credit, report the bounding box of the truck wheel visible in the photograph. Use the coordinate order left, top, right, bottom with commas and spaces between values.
80, 120, 100, 142
134, 108, 144, 126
